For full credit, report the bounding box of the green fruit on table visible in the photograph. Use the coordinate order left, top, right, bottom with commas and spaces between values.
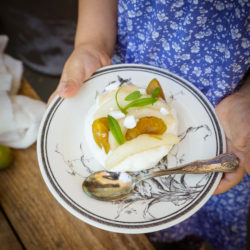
0, 145, 13, 169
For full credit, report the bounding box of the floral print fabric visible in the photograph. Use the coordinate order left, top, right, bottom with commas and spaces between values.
112, 0, 250, 106
112, 1, 250, 249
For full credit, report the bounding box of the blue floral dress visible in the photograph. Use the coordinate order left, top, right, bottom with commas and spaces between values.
112, 1, 250, 249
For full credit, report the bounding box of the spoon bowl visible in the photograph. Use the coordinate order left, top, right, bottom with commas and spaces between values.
82, 153, 239, 201
83, 171, 134, 201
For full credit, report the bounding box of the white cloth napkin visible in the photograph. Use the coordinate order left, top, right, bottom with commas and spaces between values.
0, 35, 46, 148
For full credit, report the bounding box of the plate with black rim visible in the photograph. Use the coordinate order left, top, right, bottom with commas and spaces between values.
37, 64, 225, 233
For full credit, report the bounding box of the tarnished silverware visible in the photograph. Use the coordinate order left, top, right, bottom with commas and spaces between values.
82, 153, 239, 201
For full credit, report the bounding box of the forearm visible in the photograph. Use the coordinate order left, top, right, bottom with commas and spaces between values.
75, 0, 118, 56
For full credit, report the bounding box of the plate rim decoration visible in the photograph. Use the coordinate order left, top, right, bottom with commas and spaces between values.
37, 63, 225, 233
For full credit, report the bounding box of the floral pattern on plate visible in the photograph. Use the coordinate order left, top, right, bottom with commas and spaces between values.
37, 64, 225, 233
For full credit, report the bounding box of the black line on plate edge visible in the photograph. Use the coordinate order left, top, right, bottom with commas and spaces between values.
40, 65, 223, 229
42, 67, 221, 227
42, 70, 220, 227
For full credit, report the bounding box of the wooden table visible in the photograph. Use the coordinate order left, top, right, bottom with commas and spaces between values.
0, 80, 155, 250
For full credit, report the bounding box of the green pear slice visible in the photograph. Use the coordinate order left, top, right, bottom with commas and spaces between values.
126, 107, 175, 129
105, 134, 180, 170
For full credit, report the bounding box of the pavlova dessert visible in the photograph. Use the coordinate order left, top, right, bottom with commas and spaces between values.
85, 78, 180, 172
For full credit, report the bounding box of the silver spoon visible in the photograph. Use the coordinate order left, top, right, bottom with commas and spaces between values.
82, 153, 238, 201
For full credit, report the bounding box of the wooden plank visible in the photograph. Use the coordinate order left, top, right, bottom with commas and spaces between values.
0, 208, 23, 250
19, 78, 40, 99
0, 79, 155, 250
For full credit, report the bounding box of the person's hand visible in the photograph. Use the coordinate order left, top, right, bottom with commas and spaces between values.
214, 90, 250, 195
48, 43, 112, 104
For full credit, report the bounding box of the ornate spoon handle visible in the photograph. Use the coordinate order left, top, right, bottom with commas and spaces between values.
135, 153, 239, 183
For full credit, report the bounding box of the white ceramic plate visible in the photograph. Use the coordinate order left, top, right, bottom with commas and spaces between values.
37, 64, 225, 234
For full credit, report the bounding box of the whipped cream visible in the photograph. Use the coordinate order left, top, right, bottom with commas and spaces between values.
123, 115, 138, 129
85, 82, 179, 172
104, 82, 120, 92
160, 107, 169, 115
108, 110, 125, 119
111, 145, 171, 171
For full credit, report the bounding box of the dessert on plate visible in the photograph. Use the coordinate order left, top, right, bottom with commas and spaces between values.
85, 78, 180, 172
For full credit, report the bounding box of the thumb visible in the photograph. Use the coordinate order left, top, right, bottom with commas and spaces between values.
57, 51, 111, 98
48, 57, 94, 105
48, 49, 111, 104
47, 59, 95, 104
57, 56, 88, 98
